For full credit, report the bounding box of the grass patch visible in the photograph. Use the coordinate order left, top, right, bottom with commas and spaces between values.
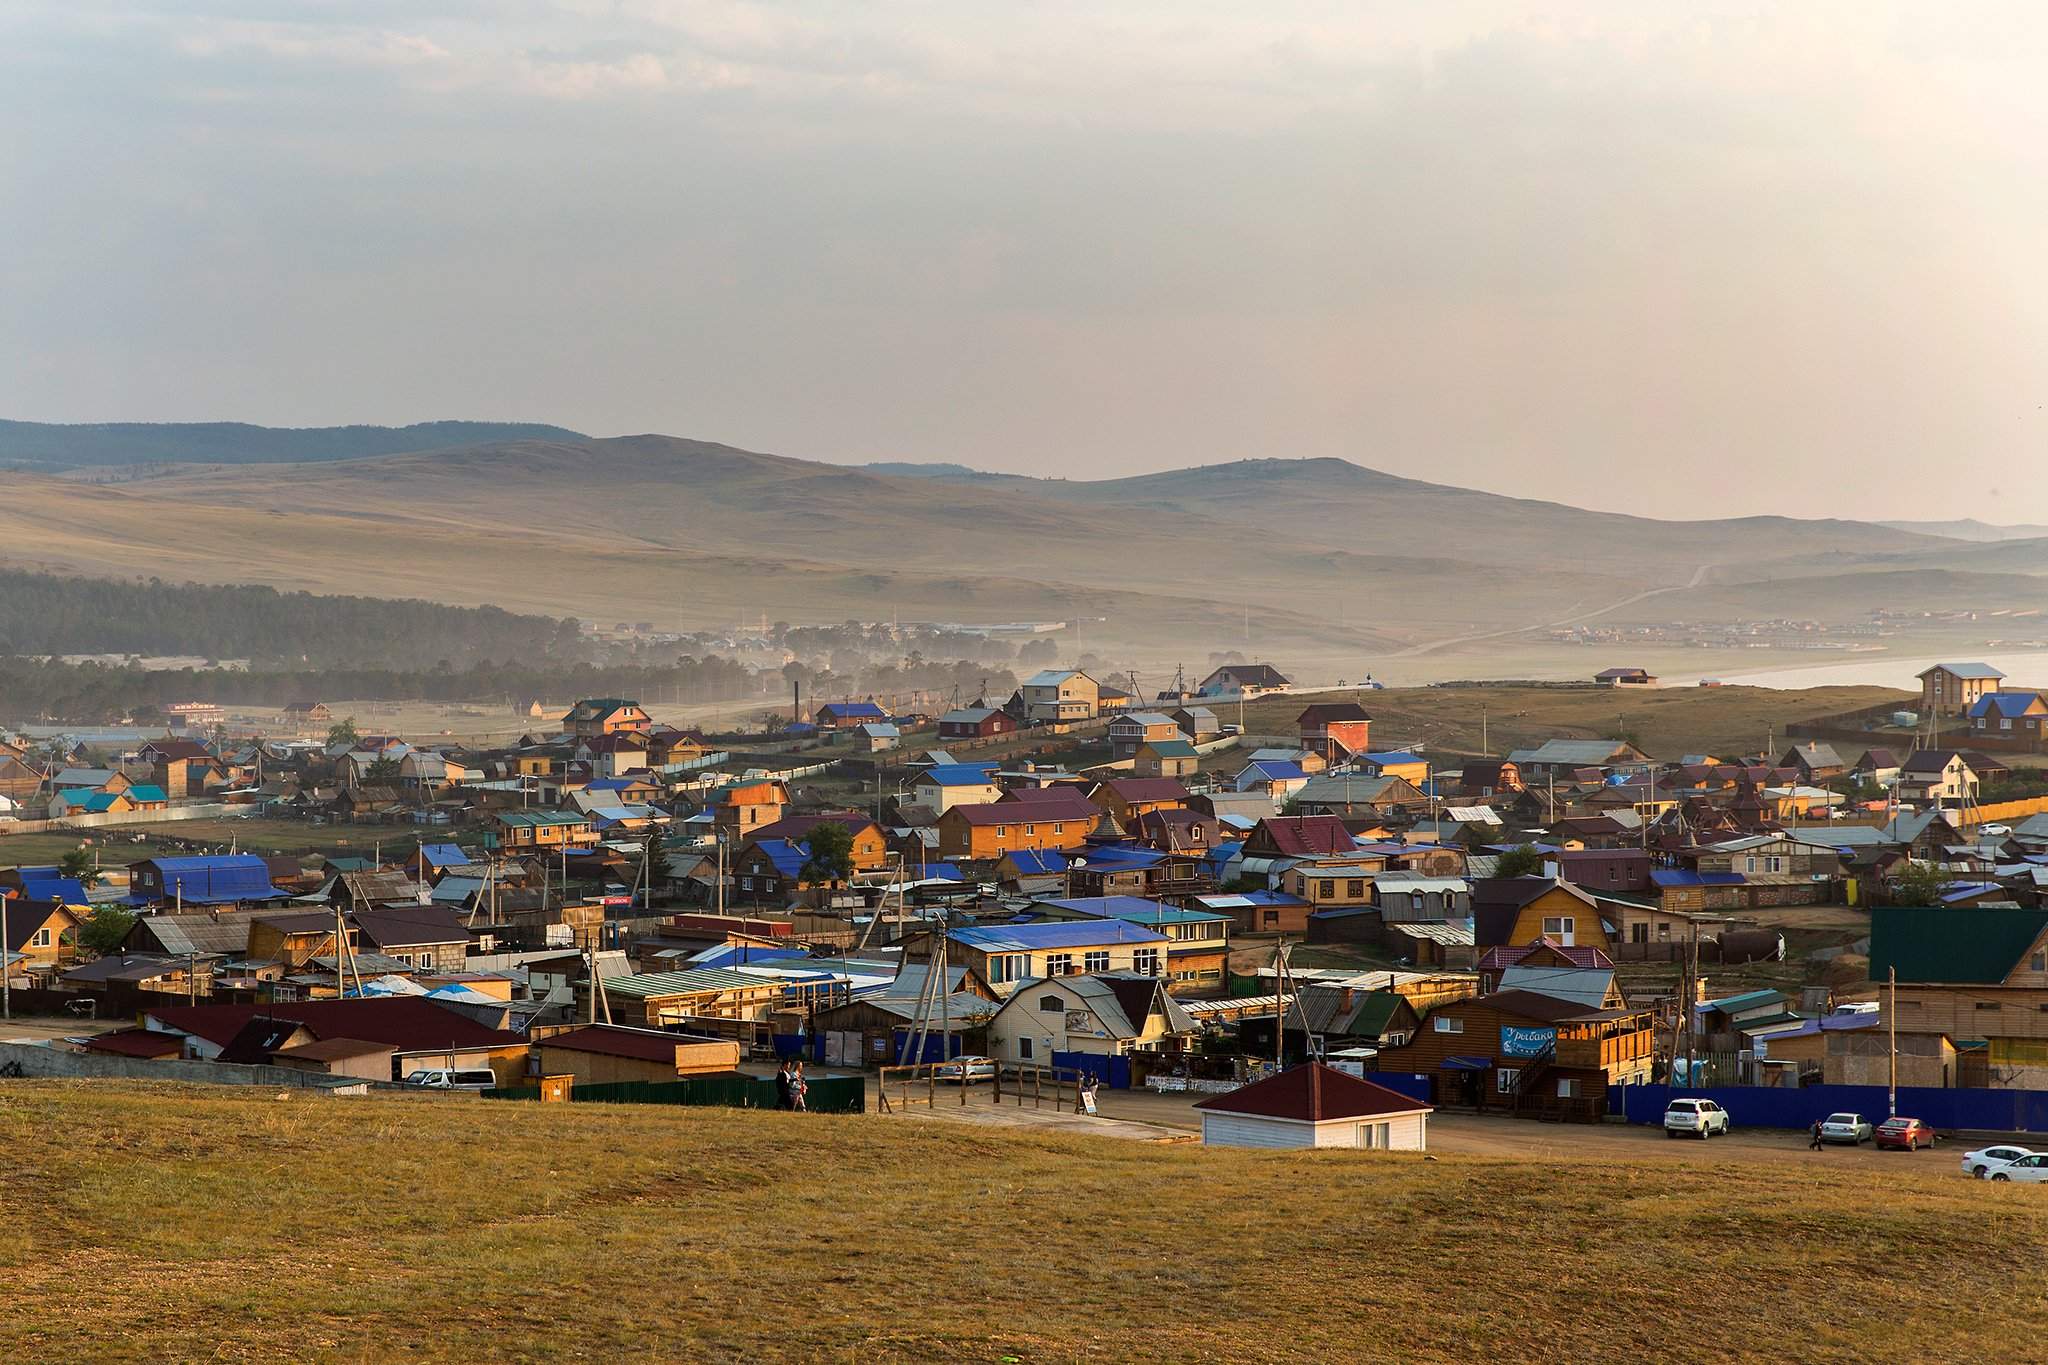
3, 1081, 2043, 1362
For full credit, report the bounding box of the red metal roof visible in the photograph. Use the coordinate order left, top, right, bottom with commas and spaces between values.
81, 1028, 186, 1059
536, 1025, 693, 1064
1194, 1063, 1431, 1121
148, 998, 521, 1052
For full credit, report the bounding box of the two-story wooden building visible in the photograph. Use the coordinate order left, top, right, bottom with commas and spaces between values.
1376, 988, 1656, 1118
1871, 906, 2048, 1088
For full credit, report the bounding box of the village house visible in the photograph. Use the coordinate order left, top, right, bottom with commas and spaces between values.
494, 809, 599, 850
125, 854, 286, 909
1019, 669, 1101, 723
1107, 711, 1184, 759
932, 920, 1173, 997
1027, 896, 1230, 993
911, 764, 1004, 815
579, 732, 651, 777
1296, 702, 1372, 760
985, 973, 1198, 1066
145, 998, 532, 1085
937, 705, 1017, 741
282, 701, 333, 724
1471, 879, 1612, 951
814, 700, 888, 730
602, 967, 821, 1029
709, 779, 789, 836
1089, 778, 1192, 833
564, 698, 653, 739
1897, 750, 1981, 805
1918, 662, 2004, 717
1594, 667, 1656, 687
1198, 663, 1290, 698
1290, 772, 1432, 817
1195, 1063, 1433, 1150
1969, 690, 2048, 738
750, 813, 891, 872
0, 899, 82, 979
1133, 739, 1199, 780
1242, 814, 1358, 860
529, 1024, 743, 1086
1778, 741, 1847, 783
1375, 988, 1656, 1117
1870, 906, 2048, 1088
934, 799, 1100, 861
1170, 706, 1222, 743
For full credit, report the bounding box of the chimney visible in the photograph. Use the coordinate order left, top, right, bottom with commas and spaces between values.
1339, 986, 1354, 1012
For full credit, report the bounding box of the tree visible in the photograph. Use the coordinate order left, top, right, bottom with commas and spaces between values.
57, 847, 103, 889
1886, 861, 1952, 907
327, 715, 360, 748
75, 906, 136, 958
1494, 843, 1545, 878
799, 823, 856, 888
365, 755, 402, 786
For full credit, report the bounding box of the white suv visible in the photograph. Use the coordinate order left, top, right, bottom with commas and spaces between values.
1664, 1097, 1730, 1139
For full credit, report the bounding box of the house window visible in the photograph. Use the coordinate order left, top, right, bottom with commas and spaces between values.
1052, 823, 1064, 835
1318, 880, 1335, 898
29, 928, 51, 948
1045, 954, 1074, 977
1038, 994, 1064, 1013
1133, 948, 1161, 976
1630, 923, 1648, 944
1542, 916, 1576, 945
1347, 880, 1365, 898
1558, 1078, 1582, 1099
1432, 1016, 1464, 1034
1018, 1036, 1034, 1060
1657, 922, 1671, 940
1496, 1068, 1520, 1093
1083, 950, 1110, 973
1024, 825, 1036, 836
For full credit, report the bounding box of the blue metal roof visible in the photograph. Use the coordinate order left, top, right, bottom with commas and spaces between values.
919, 764, 1000, 787
1003, 849, 1069, 876
1967, 691, 2046, 720
417, 843, 470, 866
1072, 846, 1165, 871
20, 874, 88, 904
950, 920, 1167, 951
819, 701, 887, 719
749, 838, 808, 879
129, 855, 283, 906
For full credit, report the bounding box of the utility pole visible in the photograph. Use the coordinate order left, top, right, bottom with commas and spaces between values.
1888, 965, 1898, 1119
2, 891, 10, 1020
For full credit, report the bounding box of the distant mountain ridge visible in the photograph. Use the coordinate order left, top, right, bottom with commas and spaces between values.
0, 418, 587, 469
1878, 518, 2048, 543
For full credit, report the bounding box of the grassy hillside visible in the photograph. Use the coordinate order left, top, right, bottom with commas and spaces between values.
0, 419, 584, 468
6, 433, 2041, 673
2, 1082, 2040, 1362
1241, 682, 1912, 759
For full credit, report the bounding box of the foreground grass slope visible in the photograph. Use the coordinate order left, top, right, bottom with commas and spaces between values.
5, 1083, 2044, 1362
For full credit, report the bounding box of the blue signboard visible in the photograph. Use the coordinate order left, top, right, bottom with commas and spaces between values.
1501, 1026, 1556, 1058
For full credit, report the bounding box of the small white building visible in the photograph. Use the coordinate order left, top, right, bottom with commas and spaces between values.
1194, 1062, 1433, 1151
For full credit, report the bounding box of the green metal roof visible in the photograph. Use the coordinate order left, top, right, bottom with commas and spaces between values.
1869, 907, 2048, 985
600, 968, 778, 999
497, 809, 590, 828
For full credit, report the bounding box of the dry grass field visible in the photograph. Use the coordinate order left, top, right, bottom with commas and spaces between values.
4, 1081, 2044, 1362
1242, 681, 1913, 760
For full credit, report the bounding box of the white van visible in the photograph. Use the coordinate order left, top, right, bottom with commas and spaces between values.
403, 1067, 498, 1092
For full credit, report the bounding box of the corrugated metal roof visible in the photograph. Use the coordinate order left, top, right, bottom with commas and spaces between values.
950, 920, 1167, 950
601, 968, 782, 999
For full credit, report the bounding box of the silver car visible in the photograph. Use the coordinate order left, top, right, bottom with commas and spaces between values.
1818, 1112, 1873, 1145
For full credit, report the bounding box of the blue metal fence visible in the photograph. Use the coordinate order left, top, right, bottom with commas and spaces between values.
1370, 1072, 1434, 1104
1611, 1083, 2048, 1133
1053, 1052, 1132, 1089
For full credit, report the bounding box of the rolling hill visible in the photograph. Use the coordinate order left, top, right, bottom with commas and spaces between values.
0, 418, 584, 470
5, 431, 2043, 677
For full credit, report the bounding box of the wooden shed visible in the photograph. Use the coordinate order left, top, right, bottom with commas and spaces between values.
530, 1024, 743, 1085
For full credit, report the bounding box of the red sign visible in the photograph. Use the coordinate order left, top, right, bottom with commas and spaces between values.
599, 895, 632, 907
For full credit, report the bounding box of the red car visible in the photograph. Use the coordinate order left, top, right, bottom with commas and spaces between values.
1875, 1116, 1936, 1151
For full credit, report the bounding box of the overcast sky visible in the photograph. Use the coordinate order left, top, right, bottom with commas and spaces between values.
6, 2, 2048, 520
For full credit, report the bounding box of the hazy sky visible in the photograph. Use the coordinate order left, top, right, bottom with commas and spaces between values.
6, 2, 2048, 520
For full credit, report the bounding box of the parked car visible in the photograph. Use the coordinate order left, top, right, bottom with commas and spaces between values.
1962, 1144, 2036, 1179
403, 1067, 498, 1092
933, 1055, 997, 1084
1875, 1116, 1935, 1151
1663, 1097, 1730, 1139
1819, 1112, 1874, 1145
1988, 1153, 2048, 1183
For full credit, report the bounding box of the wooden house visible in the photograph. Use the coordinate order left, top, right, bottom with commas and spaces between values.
530, 1024, 742, 1085
1089, 778, 1192, 833
1375, 989, 1656, 1118
935, 800, 1099, 861
1471, 879, 1612, 951
986, 972, 1198, 1065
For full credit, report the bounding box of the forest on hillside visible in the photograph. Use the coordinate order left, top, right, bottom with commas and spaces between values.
0, 571, 586, 668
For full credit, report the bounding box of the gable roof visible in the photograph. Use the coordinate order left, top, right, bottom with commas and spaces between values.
1095, 778, 1192, 804
536, 1025, 692, 1064
1297, 702, 1373, 724
1869, 907, 2048, 985
1918, 662, 2004, 680
146, 998, 522, 1052
1251, 815, 1356, 856
948, 799, 1097, 827
950, 920, 1168, 952
1193, 1062, 1430, 1121
1967, 691, 2048, 720
916, 764, 1002, 788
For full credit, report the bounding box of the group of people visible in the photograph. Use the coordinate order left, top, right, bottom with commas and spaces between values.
774, 1059, 810, 1112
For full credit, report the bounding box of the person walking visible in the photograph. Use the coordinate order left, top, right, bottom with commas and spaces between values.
774, 1060, 793, 1112
1809, 1119, 1824, 1151
791, 1061, 809, 1113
